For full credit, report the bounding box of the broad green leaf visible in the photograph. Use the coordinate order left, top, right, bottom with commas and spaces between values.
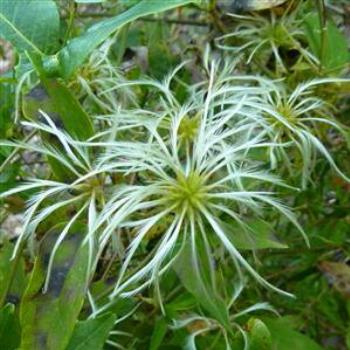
247, 318, 272, 350
0, 0, 59, 54
174, 239, 231, 330
22, 79, 94, 180
25, 80, 94, 140
27, 53, 95, 141
20, 226, 90, 350
263, 317, 324, 350
304, 13, 350, 72
222, 219, 288, 250
150, 317, 168, 350
57, 0, 198, 78
0, 304, 21, 349
66, 313, 116, 350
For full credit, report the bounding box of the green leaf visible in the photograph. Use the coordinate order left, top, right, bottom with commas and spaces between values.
147, 22, 177, 79
150, 317, 168, 350
263, 317, 324, 350
27, 53, 95, 141
40, 80, 94, 140
0, 304, 21, 349
0, 243, 13, 303
222, 219, 288, 250
346, 326, 350, 350
247, 318, 272, 350
66, 313, 116, 350
57, 0, 198, 78
20, 225, 90, 350
22, 77, 94, 179
0, 0, 59, 54
0, 241, 27, 307
0, 81, 14, 139
174, 239, 231, 330
304, 13, 350, 72
22, 81, 94, 146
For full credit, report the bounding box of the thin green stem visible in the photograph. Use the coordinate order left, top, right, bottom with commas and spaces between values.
317, 0, 327, 72
64, 1, 77, 44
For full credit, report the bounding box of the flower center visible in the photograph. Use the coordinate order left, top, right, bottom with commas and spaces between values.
178, 115, 200, 142
168, 171, 207, 212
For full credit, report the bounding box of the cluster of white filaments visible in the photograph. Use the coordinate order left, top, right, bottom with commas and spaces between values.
215, 8, 318, 71
2, 56, 348, 315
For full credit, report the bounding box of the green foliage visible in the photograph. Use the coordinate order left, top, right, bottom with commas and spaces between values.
224, 219, 288, 250
20, 227, 89, 350
174, 239, 231, 330
0, 81, 14, 138
57, 0, 199, 78
0, 242, 27, 307
304, 12, 350, 72
149, 317, 168, 350
247, 318, 272, 350
0, 0, 59, 54
66, 313, 116, 350
0, 304, 21, 349
264, 317, 324, 350
0, 0, 350, 349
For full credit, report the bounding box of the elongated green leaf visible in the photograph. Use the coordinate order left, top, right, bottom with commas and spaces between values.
346, 327, 350, 350
222, 219, 288, 250
22, 81, 94, 179
0, 81, 14, 139
0, 243, 13, 304
174, 240, 231, 330
0, 0, 59, 54
66, 313, 116, 350
0, 304, 21, 349
27, 53, 95, 141
57, 0, 198, 78
0, 241, 27, 307
40, 79, 94, 140
304, 13, 350, 72
20, 226, 89, 350
150, 317, 168, 350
